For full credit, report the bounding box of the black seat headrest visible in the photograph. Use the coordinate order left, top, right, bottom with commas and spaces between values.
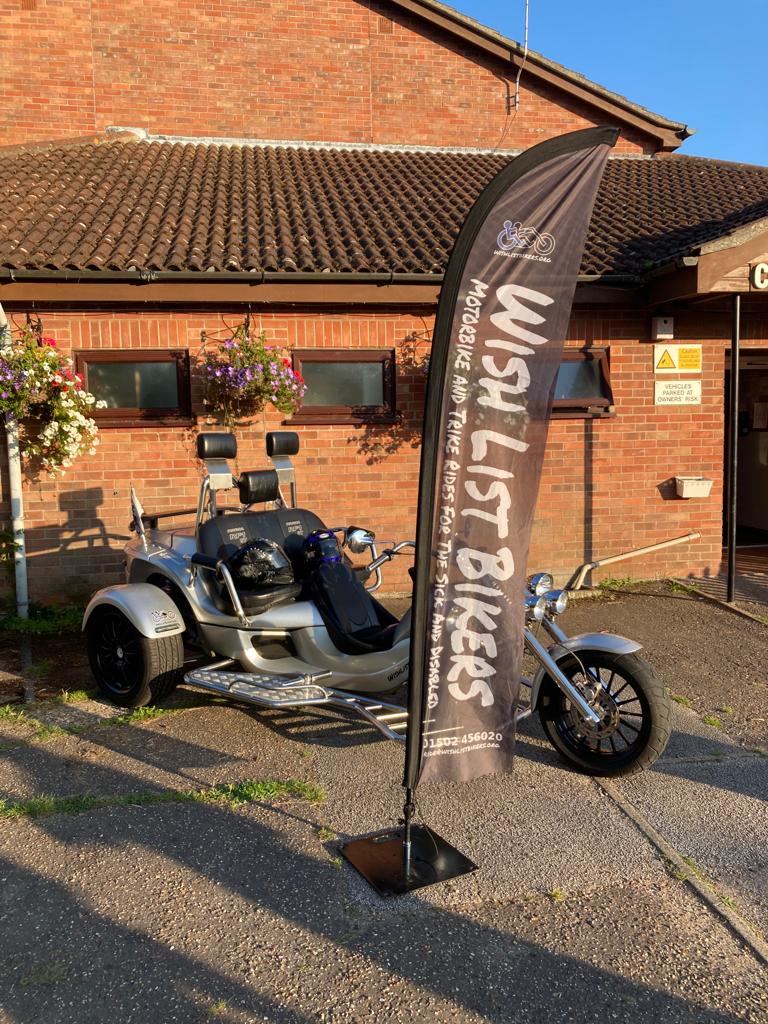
238, 469, 280, 505
266, 431, 299, 457
197, 432, 237, 460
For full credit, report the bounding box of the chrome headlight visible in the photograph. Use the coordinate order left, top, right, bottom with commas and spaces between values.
527, 572, 553, 597
346, 528, 375, 554
545, 589, 569, 616
524, 595, 547, 621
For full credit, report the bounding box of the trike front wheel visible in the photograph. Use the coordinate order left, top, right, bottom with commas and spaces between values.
538, 651, 671, 777
86, 608, 184, 708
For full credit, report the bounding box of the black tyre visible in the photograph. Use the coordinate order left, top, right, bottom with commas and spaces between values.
86, 608, 184, 708
538, 651, 671, 777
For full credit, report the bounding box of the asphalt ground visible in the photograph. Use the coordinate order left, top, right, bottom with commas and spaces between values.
0, 585, 766, 1023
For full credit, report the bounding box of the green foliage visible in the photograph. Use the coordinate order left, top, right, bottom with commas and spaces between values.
0, 777, 326, 819
53, 689, 93, 704
671, 693, 693, 708
0, 321, 105, 475
0, 524, 21, 575
703, 715, 723, 730
0, 601, 83, 635
596, 576, 636, 592
0, 703, 27, 723
201, 322, 306, 424
547, 888, 567, 902
667, 580, 702, 596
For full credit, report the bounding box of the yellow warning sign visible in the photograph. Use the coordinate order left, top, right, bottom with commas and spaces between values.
653, 344, 702, 374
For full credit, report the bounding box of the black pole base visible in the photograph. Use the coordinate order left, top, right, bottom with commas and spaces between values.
340, 825, 477, 897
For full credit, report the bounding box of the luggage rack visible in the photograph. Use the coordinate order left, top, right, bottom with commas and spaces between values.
184, 663, 408, 741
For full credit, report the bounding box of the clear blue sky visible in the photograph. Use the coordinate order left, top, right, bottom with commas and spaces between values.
451, 1, 766, 166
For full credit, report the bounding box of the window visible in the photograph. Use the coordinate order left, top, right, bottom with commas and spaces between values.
75, 350, 192, 426
290, 350, 396, 425
552, 350, 613, 418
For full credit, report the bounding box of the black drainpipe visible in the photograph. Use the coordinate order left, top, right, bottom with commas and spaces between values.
726, 293, 741, 603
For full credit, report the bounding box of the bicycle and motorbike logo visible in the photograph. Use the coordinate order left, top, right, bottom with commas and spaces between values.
495, 220, 555, 262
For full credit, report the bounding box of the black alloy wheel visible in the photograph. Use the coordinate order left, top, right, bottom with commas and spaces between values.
87, 608, 184, 708
538, 651, 672, 777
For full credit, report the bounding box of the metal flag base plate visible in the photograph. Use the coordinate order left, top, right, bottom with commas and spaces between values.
340, 825, 477, 897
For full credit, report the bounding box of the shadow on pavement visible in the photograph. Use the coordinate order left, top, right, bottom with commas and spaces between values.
0, 735, 764, 1024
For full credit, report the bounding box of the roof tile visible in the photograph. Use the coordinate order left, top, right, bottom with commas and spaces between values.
1, 140, 768, 279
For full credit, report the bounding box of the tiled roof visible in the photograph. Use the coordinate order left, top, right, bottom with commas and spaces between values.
1, 140, 768, 281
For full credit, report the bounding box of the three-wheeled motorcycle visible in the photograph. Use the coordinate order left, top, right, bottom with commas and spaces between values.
83, 430, 671, 776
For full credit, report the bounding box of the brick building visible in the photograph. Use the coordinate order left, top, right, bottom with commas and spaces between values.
1, 0, 767, 599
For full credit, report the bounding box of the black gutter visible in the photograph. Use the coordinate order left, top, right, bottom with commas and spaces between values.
0, 267, 644, 285
0, 268, 444, 285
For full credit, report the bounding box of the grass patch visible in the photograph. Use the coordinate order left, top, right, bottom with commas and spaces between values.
106, 705, 177, 728
597, 576, 636, 592
716, 705, 734, 715
667, 579, 700, 596
19, 964, 69, 988
703, 715, 723, 730
0, 703, 27, 723
547, 888, 567, 903
0, 699, 209, 744
671, 693, 693, 708
316, 826, 336, 842
25, 659, 55, 682
0, 777, 326, 820
329, 855, 343, 870
205, 1000, 229, 1017
0, 603, 83, 636
52, 689, 93, 704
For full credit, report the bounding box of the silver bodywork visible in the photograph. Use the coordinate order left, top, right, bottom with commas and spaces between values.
117, 531, 411, 695
83, 582, 185, 638
527, 631, 643, 709
83, 433, 645, 743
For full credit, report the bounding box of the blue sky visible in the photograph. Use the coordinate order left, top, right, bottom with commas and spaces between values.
450, 1, 766, 165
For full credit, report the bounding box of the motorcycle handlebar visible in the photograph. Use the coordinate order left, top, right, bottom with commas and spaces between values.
365, 540, 415, 574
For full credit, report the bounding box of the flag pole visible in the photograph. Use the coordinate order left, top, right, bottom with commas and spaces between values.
342, 128, 617, 897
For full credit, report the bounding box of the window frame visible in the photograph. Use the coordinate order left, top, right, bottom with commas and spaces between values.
551, 349, 614, 419
289, 349, 397, 425
74, 349, 192, 427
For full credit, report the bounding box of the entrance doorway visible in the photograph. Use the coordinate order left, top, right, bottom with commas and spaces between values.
725, 349, 768, 549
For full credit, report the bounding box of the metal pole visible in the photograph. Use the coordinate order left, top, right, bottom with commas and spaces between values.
0, 304, 29, 619
403, 786, 415, 879
726, 293, 741, 603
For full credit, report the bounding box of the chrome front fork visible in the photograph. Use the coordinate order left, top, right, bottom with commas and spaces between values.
523, 622, 602, 726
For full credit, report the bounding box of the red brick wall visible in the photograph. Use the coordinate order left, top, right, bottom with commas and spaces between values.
3, 305, 762, 601
1, 0, 652, 153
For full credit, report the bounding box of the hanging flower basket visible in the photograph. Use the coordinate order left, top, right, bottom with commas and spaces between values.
201, 324, 306, 425
0, 325, 106, 476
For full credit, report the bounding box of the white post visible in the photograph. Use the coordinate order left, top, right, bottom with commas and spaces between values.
0, 303, 29, 619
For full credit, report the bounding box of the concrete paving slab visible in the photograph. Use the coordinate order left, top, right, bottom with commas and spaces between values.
0, 705, 320, 803
618, 755, 768, 936
1, 801, 766, 1024
308, 726, 666, 911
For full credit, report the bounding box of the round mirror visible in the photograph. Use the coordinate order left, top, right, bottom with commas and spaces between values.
346, 528, 375, 554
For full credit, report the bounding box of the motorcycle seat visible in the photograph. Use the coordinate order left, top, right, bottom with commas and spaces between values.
198, 507, 327, 567
198, 508, 325, 616
309, 561, 400, 655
